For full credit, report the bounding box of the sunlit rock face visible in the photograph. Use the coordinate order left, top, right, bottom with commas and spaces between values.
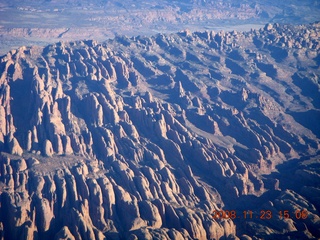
0, 22, 319, 239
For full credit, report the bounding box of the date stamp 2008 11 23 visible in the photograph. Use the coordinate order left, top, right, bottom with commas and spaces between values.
212, 210, 308, 220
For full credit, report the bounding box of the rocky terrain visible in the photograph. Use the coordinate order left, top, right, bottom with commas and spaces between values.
0, 22, 319, 239
1, 0, 320, 55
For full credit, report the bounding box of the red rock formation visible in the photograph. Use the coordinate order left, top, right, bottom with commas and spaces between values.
0, 23, 319, 239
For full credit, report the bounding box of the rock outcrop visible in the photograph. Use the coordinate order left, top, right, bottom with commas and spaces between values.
0, 23, 319, 239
